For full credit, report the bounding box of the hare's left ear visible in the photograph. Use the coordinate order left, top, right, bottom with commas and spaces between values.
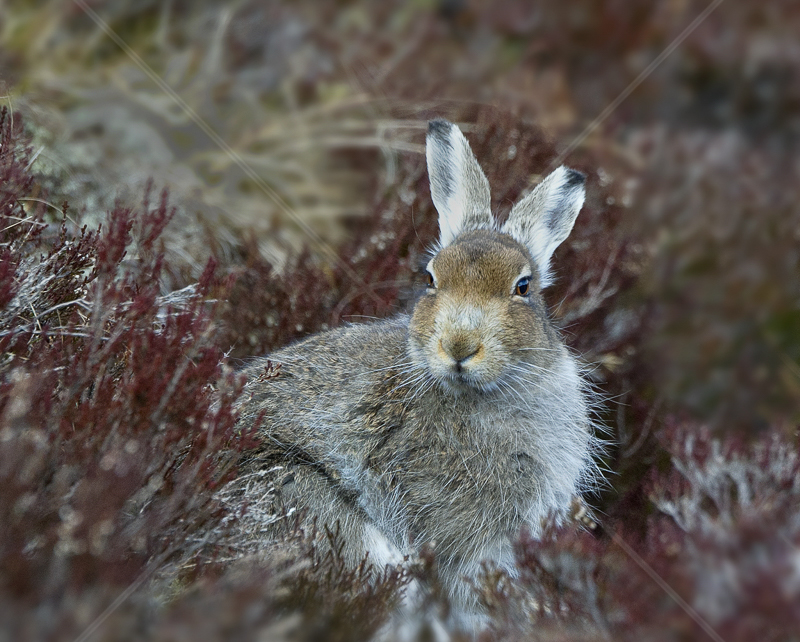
501, 166, 585, 288
427, 119, 493, 247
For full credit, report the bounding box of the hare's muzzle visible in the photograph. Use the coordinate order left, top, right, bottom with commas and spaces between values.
423, 297, 508, 389
438, 335, 482, 372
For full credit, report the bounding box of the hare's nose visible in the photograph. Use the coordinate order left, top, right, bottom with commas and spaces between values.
439, 336, 481, 368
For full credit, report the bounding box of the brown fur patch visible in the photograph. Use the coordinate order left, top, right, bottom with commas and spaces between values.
431, 230, 539, 296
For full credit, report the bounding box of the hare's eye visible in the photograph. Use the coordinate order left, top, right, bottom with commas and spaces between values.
514, 277, 531, 297
425, 271, 435, 288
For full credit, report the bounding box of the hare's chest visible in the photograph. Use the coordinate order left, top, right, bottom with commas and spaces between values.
389, 413, 545, 528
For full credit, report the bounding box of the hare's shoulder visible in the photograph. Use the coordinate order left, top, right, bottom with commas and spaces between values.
239, 315, 410, 405
236, 315, 413, 469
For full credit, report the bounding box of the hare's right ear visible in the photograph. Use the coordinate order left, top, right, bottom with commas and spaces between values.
426, 120, 493, 247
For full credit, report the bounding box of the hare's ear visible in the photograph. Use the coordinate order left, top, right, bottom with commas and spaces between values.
501, 166, 585, 288
426, 119, 493, 247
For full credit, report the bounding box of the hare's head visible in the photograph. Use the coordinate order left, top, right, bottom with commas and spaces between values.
408, 119, 586, 392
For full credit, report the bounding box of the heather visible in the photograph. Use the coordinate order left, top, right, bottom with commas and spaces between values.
1, 1, 799, 640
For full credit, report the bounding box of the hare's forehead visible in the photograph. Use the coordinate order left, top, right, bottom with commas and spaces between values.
431, 233, 531, 282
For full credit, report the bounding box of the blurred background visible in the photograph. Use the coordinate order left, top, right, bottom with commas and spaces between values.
1, 0, 799, 639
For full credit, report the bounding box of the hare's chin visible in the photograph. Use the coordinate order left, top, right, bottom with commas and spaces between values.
435, 368, 500, 393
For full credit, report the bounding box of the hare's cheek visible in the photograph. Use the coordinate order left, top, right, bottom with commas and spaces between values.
409, 297, 439, 346
507, 304, 545, 349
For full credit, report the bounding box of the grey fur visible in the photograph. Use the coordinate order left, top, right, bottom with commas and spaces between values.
226, 120, 600, 628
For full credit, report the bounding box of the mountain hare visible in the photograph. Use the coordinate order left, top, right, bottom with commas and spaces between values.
230, 119, 600, 625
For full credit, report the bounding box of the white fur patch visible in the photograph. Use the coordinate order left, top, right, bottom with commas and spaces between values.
363, 523, 405, 567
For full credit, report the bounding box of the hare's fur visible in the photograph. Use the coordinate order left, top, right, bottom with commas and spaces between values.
228, 119, 601, 618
